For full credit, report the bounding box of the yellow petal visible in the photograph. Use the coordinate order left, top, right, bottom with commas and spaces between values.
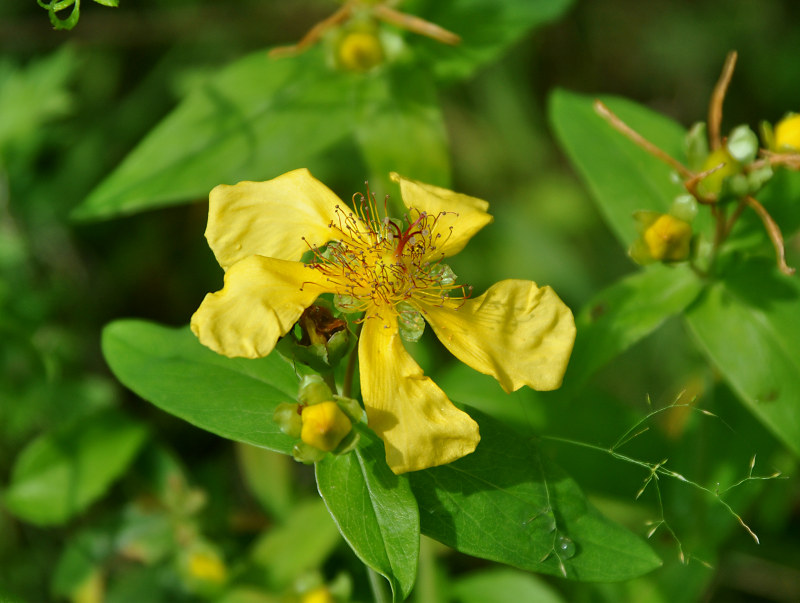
358, 307, 480, 474
390, 172, 492, 260
191, 256, 329, 358
206, 168, 344, 269
418, 280, 575, 393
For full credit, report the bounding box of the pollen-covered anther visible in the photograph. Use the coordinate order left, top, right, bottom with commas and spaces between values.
308, 193, 469, 310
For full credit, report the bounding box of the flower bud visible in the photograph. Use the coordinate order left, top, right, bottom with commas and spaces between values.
302, 586, 336, 603
273, 402, 302, 439
335, 29, 384, 72
643, 214, 692, 262
630, 211, 692, 265
298, 374, 334, 406
697, 147, 740, 198
278, 304, 353, 372
774, 113, 800, 152
301, 401, 353, 452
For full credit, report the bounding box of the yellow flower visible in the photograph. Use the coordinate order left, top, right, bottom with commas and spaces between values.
191, 169, 575, 474
774, 113, 800, 152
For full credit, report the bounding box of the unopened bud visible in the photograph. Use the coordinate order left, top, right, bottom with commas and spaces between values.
643, 214, 692, 262
273, 402, 302, 439
697, 148, 740, 198
336, 29, 384, 72
302, 586, 335, 603
775, 113, 800, 152
298, 374, 334, 406
301, 401, 353, 452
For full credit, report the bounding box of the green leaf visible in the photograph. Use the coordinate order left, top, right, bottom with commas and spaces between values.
565, 264, 704, 389
316, 428, 419, 602
410, 409, 661, 581
250, 499, 341, 589
413, 0, 574, 82
452, 568, 566, 603
355, 65, 450, 193
0, 46, 76, 151
3, 408, 147, 525
101, 319, 299, 453
73, 48, 354, 221
685, 260, 800, 456
236, 442, 294, 520
548, 89, 686, 248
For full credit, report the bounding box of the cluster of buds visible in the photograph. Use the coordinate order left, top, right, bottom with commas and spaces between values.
598, 51, 799, 276
278, 303, 353, 373
274, 375, 363, 464
269, 0, 460, 73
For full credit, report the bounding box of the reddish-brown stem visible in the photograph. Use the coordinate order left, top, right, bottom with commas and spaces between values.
268, 3, 352, 58
683, 162, 726, 205
708, 51, 738, 151
723, 197, 748, 239
744, 195, 795, 275
373, 4, 461, 45
594, 100, 694, 179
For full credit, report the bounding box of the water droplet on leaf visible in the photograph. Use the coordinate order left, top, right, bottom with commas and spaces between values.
556, 534, 576, 559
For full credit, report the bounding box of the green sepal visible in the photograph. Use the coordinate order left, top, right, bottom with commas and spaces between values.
684, 121, 709, 171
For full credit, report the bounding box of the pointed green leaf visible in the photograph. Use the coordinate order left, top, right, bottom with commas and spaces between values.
316, 428, 419, 602
101, 320, 299, 452
565, 263, 704, 389
685, 260, 800, 456
74, 48, 354, 220
3, 408, 147, 525
548, 88, 686, 248
410, 409, 661, 581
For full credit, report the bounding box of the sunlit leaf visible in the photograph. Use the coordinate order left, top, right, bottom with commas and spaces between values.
548, 88, 686, 248
316, 428, 419, 602
101, 320, 299, 453
74, 48, 354, 220
411, 409, 662, 581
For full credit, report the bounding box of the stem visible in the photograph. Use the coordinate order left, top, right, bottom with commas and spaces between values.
367, 566, 391, 603
267, 2, 352, 58
594, 100, 694, 179
342, 321, 363, 399
744, 195, 796, 275
373, 4, 461, 45
708, 51, 737, 151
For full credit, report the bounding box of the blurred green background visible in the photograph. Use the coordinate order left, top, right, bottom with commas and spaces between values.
2, 1, 799, 601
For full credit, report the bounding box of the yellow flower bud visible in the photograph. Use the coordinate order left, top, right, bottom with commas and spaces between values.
697, 147, 740, 198
187, 550, 227, 583
302, 586, 335, 603
301, 401, 353, 452
643, 214, 692, 262
336, 30, 384, 72
774, 113, 800, 152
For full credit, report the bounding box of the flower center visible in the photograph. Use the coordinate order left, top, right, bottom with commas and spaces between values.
304, 189, 469, 314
